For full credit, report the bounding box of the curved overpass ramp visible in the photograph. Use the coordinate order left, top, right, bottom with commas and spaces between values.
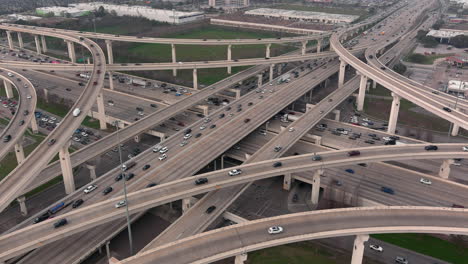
121, 206, 468, 264
0, 143, 466, 260
0, 68, 36, 160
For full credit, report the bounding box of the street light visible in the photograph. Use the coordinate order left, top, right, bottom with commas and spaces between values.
446, 79, 462, 141
114, 120, 134, 256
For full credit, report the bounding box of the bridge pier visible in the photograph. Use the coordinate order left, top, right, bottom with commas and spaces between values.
34, 35, 42, 54
257, 74, 262, 87
14, 142, 25, 164
105, 241, 111, 259
265, 43, 271, 58
283, 173, 292, 191
317, 39, 322, 53
439, 159, 454, 179
105, 40, 114, 64
16, 196, 27, 216
30, 117, 39, 134
227, 44, 232, 74
3, 80, 13, 99
197, 105, 209, 116
311, 169, 322, 204
41, 35, 48, 53
6, 31, 13, 49
387, 92, 401, 134
332, 109, 340, 121
351, 234, 369, 264
108, 71, 114, 90
234, 253, 248, 264
193, 68, 198, 90
182, 197, 197, 214
338, 59, 347, 88
357, 74, 368, 111
171, 44, 177, 76
372, 80, 377, 89
17, 32, 23, 49
96, 92, 108, 130
134, 135, 141, 143
59, 141, 75, 194
451, 107, 460, 136
65, 40, 76, 63
86, 164, 97, 180
301, 40, 307, 55
269, 64, 274, 82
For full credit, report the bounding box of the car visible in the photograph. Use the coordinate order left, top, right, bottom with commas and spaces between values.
210, 124, 216, 129
348, 151, 360, 156
369, 244, 383, 252
33, 212, 50, 224
219, 113, 225, 118
159, 154, 167, 161
183, 134, 192, 140
424, 145, 438, 151
180, 141, 188, 147
274, 146, 282, 152
195, 133, 202, 138
358, 163, 367, 167
125, 173, 135, 181
267, 226, 283, 234
442, 107, 451, 112
115, 173, 124, 181
195, 177, 208, 185
26, 95, 32, 99
142, 164, 151, 170
205, 205, 216, 214
228, 169, 242, 176
71, 199, 84, 208
273, 162, 282, 168
395, 256, 408, 264
381, 186, 394, 195
420, 178, 432, 185
312, 155, 322, 161
19, 120, 25, 126
23, 110, 29, 116
103, 186, 113, 195
159, 147, 169, 153
84, 184, 97, 194
244, 118, 251, 123
152, 145, 162, 153
150, 103, 157, 108
47, 139, 56, 146
53, 219, 68, 228
115, 200, 127, 208
200, 125, 206, 130
345, 169, 355, 174
3, 135, 11, 142
146, 183, 158, 188
288, 127, 295, 132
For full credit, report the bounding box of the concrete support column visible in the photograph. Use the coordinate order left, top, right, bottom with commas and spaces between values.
311, 169, 322, 204
357, 74, 368, 111
234, 253, 248, 264
227, 44, 232, 74
351, 234, 370, 264
6, 31, 14, 49
3, 80, 13, 99
30, 118, 39, 134
171, 44, 177, 76
16, 196, 27, 216
269, 64, 274, 82
265, 43, 271, 58
439, 159, 454, 179
65, 40, 76, 63
257, 74, 262, 87
301, 40, 307, 55
333, 109, 340, 121
193, 68, 198, 90
96, 92, 108, 130
105, 40, 114, 64
451, 107, 460, 136
108, 71, 114, 90
43, 88, 49, 103
134, 135, 141, 143
17, 32, 24, 49
338, 59, 347, 88
283, 173, 292, 191
317, 39, 322, 53
14, 142, 25, 164
41, 35, 47, 53
86, 164, 97, 180
34, 35, 42, 54
182, 197, 197, 214
387, 92, 401, 134
59, 142, 75, 194
372, 80, 377, 89
105, 241, 111, 259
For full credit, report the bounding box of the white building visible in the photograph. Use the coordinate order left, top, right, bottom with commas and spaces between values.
70, 2, 204, 24
36, 7, 91, 17
447, 80, 468, 95
245, 8, 359, 24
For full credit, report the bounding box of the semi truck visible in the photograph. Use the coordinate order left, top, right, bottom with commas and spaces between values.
130, 78, 147, 87
122, 161, 137, 171
277, 73, 291, 84
48, 202, 65, 214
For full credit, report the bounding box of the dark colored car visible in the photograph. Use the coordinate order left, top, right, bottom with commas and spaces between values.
381, 186, 394, 195
146, 183, 158, 188
72, 199, 84, 208
3, 135, 11, 142
19, 120, 25, 126
48, 139, 56, 146
195, 178, 208, 185
205, 205, 216, 214
348, 150, 361, 156
443, 107, 451, 112
273, 162, 282, 168
103, 186, 113, 195
219, 113, 225, 118
53, 218, 68, 228
244, 118, 251, 123
424, 145, 438, 151
195, 133, 202, 138
185, 128, 192, 134
115, 173, 124, 181
33, 212, 50, 224
210, 124, 216, 129
142, 164, 151, 171
125, 173, 135, 181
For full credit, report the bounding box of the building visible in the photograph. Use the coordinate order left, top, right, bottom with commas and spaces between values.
208, 0, 250, 8
427, 29, 468, 43
447, 80, 468, 96
37, 3, 204, 24
244, 8, 359, 24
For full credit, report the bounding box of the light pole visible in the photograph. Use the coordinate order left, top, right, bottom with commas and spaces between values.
446, 79, 462, 141
114, 121, 134, 256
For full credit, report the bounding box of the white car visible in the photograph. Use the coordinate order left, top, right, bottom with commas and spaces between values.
50, 116, 57, 121
361, 122, 369, 127
463, 146, 468, 151
180, 141, 188, 147
159, 154, 167, 161
288, 127, 295, 132
138, 111, 144, 116
420, 178, 432, 185
26, 95, 32, 99
267, 226, 284, 234
200, 125, 206, 130
152, 145, 162, 153
115, 200, 127, 208
369, 244, 383, 252
363, 118, 371, 122
183, 134, 192, 140
83, 184, 97, 194
159, 147, 168, 154
228, 169, 242, 176
382, 136, 391, 141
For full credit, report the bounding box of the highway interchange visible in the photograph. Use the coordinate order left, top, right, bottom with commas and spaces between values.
0, 0, 467, 263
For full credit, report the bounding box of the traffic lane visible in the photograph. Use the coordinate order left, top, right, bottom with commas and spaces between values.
123, 207, 468, 264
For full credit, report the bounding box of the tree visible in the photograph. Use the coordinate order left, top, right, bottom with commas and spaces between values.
432, 19, 444, 30
110, 10, 117, 16
407, 53, 427, 64
393, 63, 407, 75
44, 12, 55, 18
419, 36, 439, 48
95, 6, 106, 17
450, 35, 468, 48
